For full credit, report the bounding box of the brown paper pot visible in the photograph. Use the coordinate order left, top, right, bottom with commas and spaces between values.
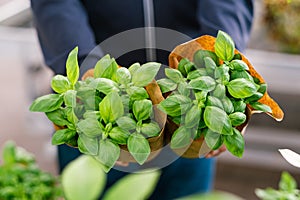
165, 35, 284, 158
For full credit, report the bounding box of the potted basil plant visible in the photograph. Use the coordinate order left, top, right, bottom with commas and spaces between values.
30, 47, 166, 172
157, 30, 279, 158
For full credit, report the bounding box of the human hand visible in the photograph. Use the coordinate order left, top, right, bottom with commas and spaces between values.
205, 145, 227, 158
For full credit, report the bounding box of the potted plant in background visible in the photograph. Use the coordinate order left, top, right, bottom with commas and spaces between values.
0, 141, 63, 199
255, 149, 300, 199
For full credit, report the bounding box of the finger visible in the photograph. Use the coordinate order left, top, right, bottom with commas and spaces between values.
115, 161, 129, 167
205, 146, 227, 158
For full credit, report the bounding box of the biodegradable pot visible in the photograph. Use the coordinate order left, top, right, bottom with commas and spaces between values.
165, 34, 284, 158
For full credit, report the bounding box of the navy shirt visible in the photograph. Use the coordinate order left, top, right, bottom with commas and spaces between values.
31, 0, 253, 75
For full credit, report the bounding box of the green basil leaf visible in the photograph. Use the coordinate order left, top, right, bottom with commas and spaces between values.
109, 127, 130, 144
99, 91, 124, 124
227, 78, 258, 98
229, 112, 247, 126
77, 137, 89, 154
141, 122, 161, 138
258, 83, 267, 94
128, 63, 140, 76
250, 102, 272, 113
204, 106, 233, 135
128, 133, 151, 165
214, 30, 235, 61
230, 60, 249, 71
126, 86, 149, 101
46, 108, 69, 126
66, 47, 79, 86
74, 104, 85, 119
221, 97, 235, 114
165, 68, 183, 83
83, 111, 101, 120
204, 129, 223, 150
122, 94, 130, 113
116, 116, 136, 131
206, 96, 224, 110
51, 75, 70, 93
177, 58, 190, 76
232, 99, 247, 113
184, 62, 195, 75
158, 94, 192, 117
94, 55, 118, 80
213, 84, 226, 99
89, 78, 119, 95
65, 107, 78, 125
185, 105, 201, 128
214, 64, 230, 85
198, 120, 207, 129
245, 92, 264, 103
77, 118, 103, 138
62, 155, 106, 200
193, 49, 219, 68
230, 70, 254, 82
195, 91, 208, 108
95, 139, 120, 172
64, 90, 77, 108
224, 128, 244, 158
102, 170, 160, 200
76, 86, 99, 110
2, 141, 16, 165
52, 129, 76, 145
133, 99, 152, 121
116, 67, 131, 85
233, 53, 242, 60
157, 78, 177, 93
170, 126, 192, 149
177, 82, 189, 97
170, 116, 182, 125
279, 171, 297, 191
187, 68, 208, 80
29, 94, 63, 112
204, 57, 217, 76
78, 134, 99, 156
132, 62, 160, 87
188, 76, 216, 92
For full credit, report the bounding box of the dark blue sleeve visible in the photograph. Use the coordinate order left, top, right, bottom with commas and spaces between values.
31, 0, 103, 75
197, 0, 254, 51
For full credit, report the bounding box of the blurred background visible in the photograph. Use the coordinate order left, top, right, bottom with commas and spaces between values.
0, 0, 299, 199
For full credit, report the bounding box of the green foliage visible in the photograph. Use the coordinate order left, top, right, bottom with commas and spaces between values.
61, 155, 160, 200
256, 171, 300, 200
29, 47, 162, 171
0, 141, 63, 200
157, 30, 271, 158
102, 169, 161, 200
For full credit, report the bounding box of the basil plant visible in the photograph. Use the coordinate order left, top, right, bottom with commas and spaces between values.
157, 30, 272, 158
30, 47, 162, 171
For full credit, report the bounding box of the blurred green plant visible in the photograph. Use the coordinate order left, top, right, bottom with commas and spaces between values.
61, 155, 161, 200
0, 141, 63, 200
255, 149, 300, 200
